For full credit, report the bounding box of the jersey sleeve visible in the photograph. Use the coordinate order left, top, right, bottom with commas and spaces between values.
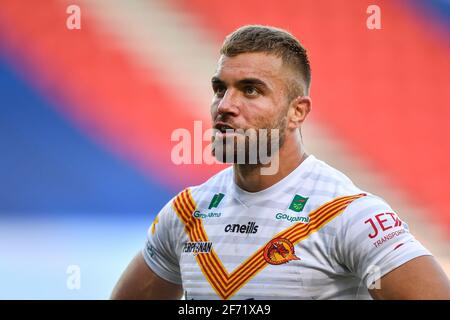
337, 195, 432, 288
142, 198, 183, 285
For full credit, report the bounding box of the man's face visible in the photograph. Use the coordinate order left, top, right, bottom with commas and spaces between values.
210, 52, 292, 164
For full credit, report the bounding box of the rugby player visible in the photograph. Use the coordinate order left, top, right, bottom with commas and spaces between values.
111, 25, 450, 300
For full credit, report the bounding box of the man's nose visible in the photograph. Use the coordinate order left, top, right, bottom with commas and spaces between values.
217, 89, 240, 116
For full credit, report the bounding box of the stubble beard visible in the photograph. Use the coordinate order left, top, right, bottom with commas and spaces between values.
211, 114, 287, 166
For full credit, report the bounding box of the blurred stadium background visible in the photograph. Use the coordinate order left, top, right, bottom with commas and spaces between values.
0, 0, 449, 299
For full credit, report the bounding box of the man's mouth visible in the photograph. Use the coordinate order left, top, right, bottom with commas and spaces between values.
214, 122, 235, 133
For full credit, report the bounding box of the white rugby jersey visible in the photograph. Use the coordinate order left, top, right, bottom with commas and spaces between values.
143, 155, 431, 300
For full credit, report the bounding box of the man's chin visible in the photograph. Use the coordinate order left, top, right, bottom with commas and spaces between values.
211, 149, 239, 164
211, 149, 270, 165
211, 133, 280, 164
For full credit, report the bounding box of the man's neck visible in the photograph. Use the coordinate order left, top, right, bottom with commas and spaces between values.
233, 143, 308, 193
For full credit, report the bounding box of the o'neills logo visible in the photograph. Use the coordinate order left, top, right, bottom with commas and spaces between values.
224, 221, 259, 234
183, 241, 212, 255
263, 238, 300, 265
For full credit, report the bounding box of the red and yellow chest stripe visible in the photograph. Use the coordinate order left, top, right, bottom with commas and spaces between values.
173, 189, 365, 300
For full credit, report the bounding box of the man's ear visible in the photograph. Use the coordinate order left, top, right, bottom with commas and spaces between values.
287, 96, 312, 129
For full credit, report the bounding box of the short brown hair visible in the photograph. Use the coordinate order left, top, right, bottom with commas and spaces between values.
220, 25, 311, 98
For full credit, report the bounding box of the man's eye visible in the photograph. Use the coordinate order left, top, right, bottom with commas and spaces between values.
244, 86, 258, 96
214, 86, 226, 96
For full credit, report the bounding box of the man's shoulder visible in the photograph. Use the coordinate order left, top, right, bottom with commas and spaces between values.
304, 156, 392, 216
342, 192, 394, 217
305, 155, 365, 199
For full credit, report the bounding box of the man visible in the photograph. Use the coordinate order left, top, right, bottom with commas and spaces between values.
111, 25, 450, 300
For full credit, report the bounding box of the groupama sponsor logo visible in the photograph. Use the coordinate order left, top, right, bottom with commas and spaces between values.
275, 213, 310, 224
192, 210, 221, 219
